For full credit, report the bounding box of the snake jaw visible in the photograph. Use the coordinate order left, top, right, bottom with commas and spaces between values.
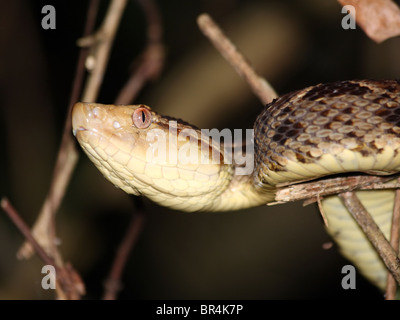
72, 127, 85, 137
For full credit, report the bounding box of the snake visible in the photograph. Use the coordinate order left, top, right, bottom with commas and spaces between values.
72, 79, 400, 291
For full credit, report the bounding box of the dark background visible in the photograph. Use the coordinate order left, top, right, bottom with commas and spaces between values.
1, 0, 399, 299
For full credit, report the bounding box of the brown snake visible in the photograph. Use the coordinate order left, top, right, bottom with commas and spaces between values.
72, 79, 400, 290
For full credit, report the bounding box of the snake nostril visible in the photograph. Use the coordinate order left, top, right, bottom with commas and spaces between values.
92, 107, 100, 117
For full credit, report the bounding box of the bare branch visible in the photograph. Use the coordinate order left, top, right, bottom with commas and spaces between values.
339, 192, 400, 286
386, 177, 400, 299
1, 198, 85, 299
15, 0, 127, 299
317, 195, 329, 227
103, 210, 144, 300
17, 0, 101, 261
273, 174, 400, 205
104, 0, 164, 299
197, 13, 277, 105
2, 198, 55, 266
115, 0, 165, 105
81, 0, 128, 102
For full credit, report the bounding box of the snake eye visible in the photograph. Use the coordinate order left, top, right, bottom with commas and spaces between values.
132, 106, 152, 128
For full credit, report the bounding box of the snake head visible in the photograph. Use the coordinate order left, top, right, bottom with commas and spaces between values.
72, 102, 233, 211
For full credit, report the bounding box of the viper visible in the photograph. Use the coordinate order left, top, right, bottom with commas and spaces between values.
72, 79, 400, 291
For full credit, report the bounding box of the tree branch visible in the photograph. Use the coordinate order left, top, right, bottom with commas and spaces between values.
9, 0, 102, 299
273, 174, 400, 205
10, 0, 127, 299
17, 0, 126, 261
1, 198, 85, 299
103, 209, 144, 300
197, 13, 277, 105
115, 0, 164, 104
339, 192, 400, 286
386, 177, 400, 299
103, 0, 165, 300
80, 0, 128, 102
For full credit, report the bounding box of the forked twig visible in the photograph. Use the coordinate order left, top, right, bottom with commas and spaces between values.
1, 198, 85, 299
14, 0, 163, 300
5, 0, 102, 300
275, 174, 400, 292
7, 0, 126, 299
2, 198, 56, 266
17, 0, 103, 262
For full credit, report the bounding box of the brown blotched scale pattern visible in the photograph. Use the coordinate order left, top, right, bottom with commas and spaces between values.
254, 80, 400, 186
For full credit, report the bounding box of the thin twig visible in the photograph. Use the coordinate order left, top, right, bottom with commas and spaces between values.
103, 210, 145, 300
339, 192, 400, 285
13, 0, 126, 299
197, 13, 277, 105
81, 0, 128, 102
386, 178, 400, 299
2, 198, 56, 266
317, 194, 328, 227
47, 0, 102, 265
272, 174, 400, 205
103, 0, 164, 300
1, 198, 85, 299
17, 0, 100, 261
114, 44, 164, 105
115, 0, 164, 105
12, 0, 102, 298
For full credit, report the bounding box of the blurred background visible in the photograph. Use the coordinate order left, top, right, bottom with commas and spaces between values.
1, 0, 400, 299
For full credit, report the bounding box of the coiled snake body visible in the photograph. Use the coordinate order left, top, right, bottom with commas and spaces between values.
72, 79, 400, 290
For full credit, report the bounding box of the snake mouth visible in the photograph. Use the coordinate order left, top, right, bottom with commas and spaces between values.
72, 126, 87, 137
72, 102, 88, 135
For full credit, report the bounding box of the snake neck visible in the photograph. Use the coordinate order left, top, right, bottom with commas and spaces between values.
205, 170, 276, 212
199, 138, 276, 212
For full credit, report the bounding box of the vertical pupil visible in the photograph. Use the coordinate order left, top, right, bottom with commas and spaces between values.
141, 110, 146, 123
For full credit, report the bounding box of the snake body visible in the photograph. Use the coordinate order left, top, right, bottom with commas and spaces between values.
72, 79, 400, 290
